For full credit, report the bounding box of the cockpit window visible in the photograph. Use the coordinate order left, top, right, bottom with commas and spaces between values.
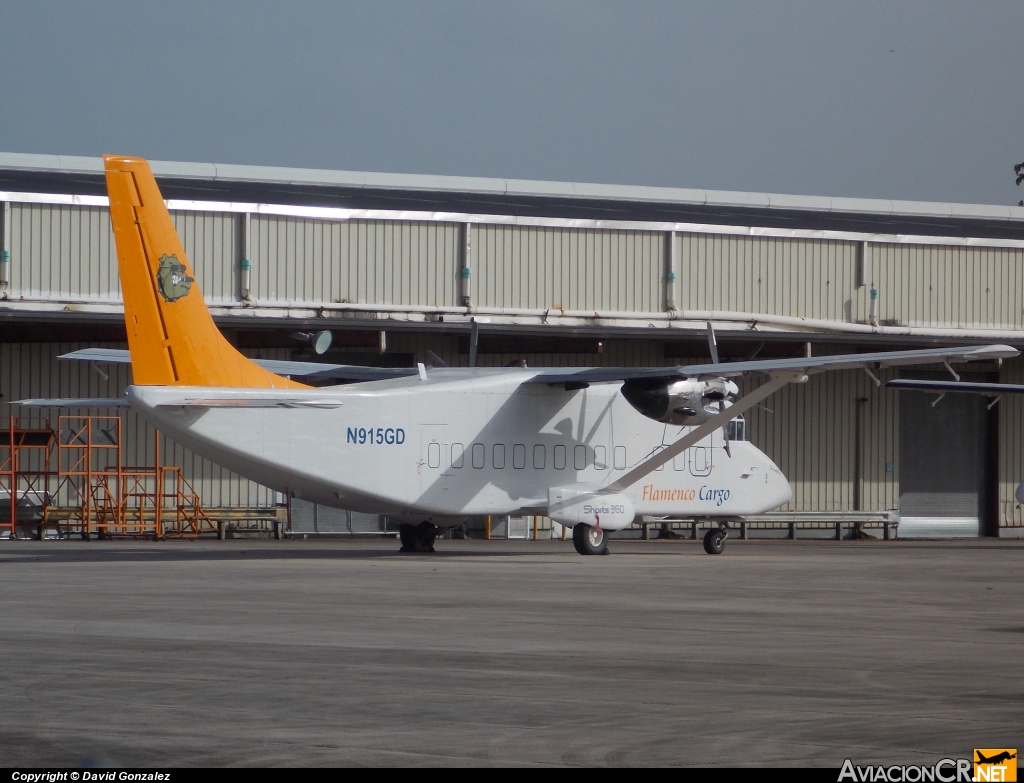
724, 416, 747, 442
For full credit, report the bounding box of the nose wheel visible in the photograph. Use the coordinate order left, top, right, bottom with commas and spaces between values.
573, 523, 609, 556
703, 526, 727, 555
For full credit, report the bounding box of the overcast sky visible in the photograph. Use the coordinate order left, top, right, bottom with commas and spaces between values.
1, 1, 1021, 205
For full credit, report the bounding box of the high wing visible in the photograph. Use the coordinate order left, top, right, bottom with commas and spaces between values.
600, 343, 1019, 492
528, 344, 1018, 384
58, 348, 418, 383
887, 379, 1024, 395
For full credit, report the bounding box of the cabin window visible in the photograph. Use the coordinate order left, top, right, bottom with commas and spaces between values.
594, 445, 607, 470
614, 446, 627, 470
451, 443, 464, 468
553, 444, 566, 470
533, 444, 546, 469
673, 451, 687, 471
574, 444, 587, 470
493, 444, 506, 469
513, 444, 526, 469
428, 442, 441, 469
472, 442, 485, 469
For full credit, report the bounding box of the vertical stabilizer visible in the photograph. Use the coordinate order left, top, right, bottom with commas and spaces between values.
104, 155, 307, 388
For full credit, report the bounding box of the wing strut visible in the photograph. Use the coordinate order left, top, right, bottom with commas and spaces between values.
605, 371, 803, 493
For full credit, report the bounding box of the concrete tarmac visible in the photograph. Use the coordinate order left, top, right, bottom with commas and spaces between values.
0, 538, 1021, 767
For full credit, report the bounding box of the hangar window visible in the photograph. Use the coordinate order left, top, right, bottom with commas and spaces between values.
451, 443, 464, 468
574, 444, 587, 470
553, 444, 566, 470
472, 442, 485, 469
513, 444, 526, 469
493, 444, 505, 469
673, 451, 687, 471
428, 442, 441, 469
533, 444, 546, 469
614, 446, 627, 470
594, 445, 607, 470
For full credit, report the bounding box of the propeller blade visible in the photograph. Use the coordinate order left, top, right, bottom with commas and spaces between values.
706, 321, 720, 365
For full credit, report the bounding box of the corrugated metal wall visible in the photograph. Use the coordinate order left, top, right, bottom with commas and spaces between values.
676, 234, 861, 321
5, 201, 1024, 333
249, 217, 460, 307
172, 211, 239, 305
873, 243, 1024, 329
8, 204, 119, 301
473, 226, 663, 312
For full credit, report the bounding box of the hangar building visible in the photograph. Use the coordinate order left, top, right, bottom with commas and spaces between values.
1, 152, 1023, 538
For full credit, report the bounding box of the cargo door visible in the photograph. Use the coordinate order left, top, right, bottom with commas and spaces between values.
898, 373, 992, 537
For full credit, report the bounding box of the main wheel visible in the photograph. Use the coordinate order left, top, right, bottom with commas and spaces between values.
703, 527, 727, 555
400, 522, 437, 553
415, 521, 437, 553
399, 524, 417, 551
573, 523, 609, 556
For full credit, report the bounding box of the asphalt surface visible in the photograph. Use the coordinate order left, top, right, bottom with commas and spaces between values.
0, 537, 1021, 767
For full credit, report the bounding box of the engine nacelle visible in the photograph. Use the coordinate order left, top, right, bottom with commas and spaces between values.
621, 376, 739, 425
1016, 481, 1024, 504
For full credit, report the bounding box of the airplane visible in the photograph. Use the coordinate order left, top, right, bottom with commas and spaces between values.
975, 751, 1016, 765
14, 156, 1021, 556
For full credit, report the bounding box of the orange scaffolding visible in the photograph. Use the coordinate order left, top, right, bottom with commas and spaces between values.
0, 414, 213, 539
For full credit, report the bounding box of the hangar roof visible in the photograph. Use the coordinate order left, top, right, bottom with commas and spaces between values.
2, 151, 1023, 240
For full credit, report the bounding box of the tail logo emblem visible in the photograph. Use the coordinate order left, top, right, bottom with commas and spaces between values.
156, 254, 195, 302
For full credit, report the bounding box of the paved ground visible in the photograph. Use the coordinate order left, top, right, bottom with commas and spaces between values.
0, 537, 1021, 767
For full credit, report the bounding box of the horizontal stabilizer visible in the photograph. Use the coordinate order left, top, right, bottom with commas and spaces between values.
886, 379, 1024, 395
155, 397, 342, 409
59, 348, 416, 383
12, 398, 128, 408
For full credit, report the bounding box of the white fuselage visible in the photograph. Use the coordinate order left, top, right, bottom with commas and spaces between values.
127, 369, 792, 523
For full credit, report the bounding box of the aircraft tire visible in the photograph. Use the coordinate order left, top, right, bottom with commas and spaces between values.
415, 521, 437, 553
400, 522, 437, 553
399, 524, 417, 552
397, 522, 434, 552
573, 523, 609, 556
703, 528, 726, 555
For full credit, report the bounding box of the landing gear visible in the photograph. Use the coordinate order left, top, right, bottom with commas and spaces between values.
573, 523, 609, 556
399, 522, 438, 553
703, 526, 727, 555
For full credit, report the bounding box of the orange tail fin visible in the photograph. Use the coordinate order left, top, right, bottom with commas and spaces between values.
104, 155, 307, 388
